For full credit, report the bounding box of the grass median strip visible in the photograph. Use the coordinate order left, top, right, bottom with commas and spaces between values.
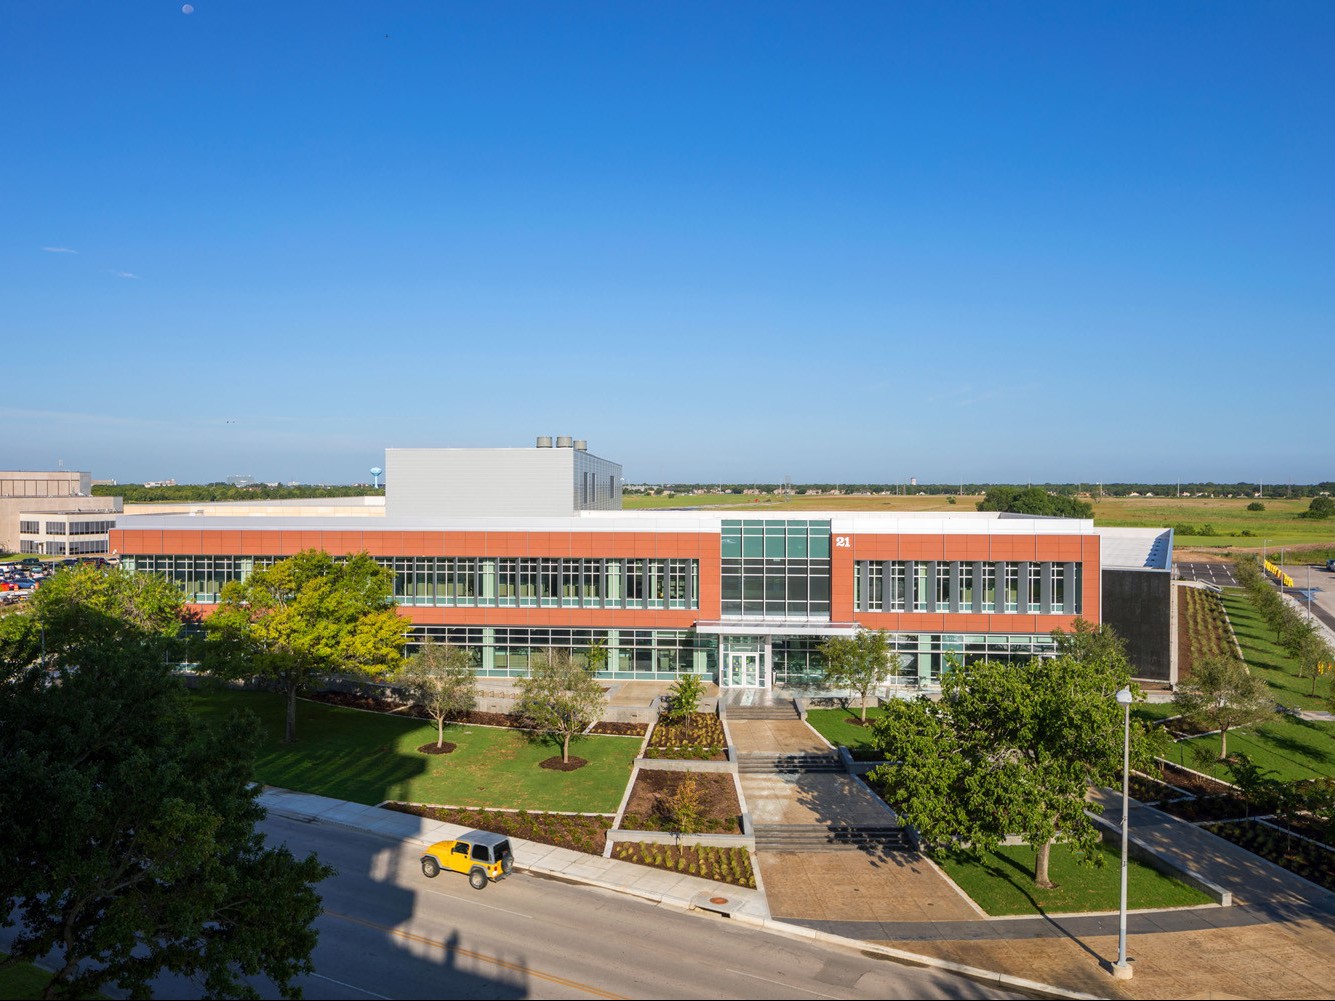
936, 841, 1213, 916
189, 689, 639, 813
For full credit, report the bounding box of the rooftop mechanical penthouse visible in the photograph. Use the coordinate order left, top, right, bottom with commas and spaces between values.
111, 438, 1175, 690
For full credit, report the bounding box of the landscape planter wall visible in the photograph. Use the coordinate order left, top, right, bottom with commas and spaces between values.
608, 829, 755, 850
634, 757, 735, 773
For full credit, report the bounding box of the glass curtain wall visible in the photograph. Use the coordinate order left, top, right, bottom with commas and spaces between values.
720, 520, 831, 618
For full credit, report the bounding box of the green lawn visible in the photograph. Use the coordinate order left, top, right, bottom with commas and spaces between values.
803, 707, 886, 758
189, 690, 640, 813
1154, 586, 1335, 783
1221, 588, 1330, 711
0, 955, 53, 1001
0, 953, 102, 1001
936, 841, 1213, 916
1169, 717, 1335, 783
1132, 702, 1180, 724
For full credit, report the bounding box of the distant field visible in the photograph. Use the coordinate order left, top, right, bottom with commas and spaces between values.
623, 492, 1335, 551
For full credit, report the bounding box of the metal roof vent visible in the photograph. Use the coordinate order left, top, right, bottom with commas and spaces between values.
536, 436, 553, 448
556, 436, 573, 448
574, 439, 587, 451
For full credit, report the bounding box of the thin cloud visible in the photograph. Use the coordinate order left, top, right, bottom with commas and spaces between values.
111, 270, 140, 279
42, 246, 78, 254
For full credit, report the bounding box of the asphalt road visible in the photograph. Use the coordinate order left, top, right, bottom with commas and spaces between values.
6, 814, 1021, 1000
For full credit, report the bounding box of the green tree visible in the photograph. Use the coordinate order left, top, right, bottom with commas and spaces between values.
206, 549, 404, 743
1301, 496, 1334, 519
820, 629, 891, 721
514, 648, 608, 763
31, 564, 186, 639
1173, 656, 1276, 760
1051, 618, 1130, 673
977, 486, 1093, 519
871, 655, 1148, 888
662, 672, 705, 725
396, 641, 478, 748
0, 588, 331, 999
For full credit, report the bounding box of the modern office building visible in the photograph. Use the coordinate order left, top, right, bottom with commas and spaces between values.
0, 470, 120, 554
110, 439, 1175, 689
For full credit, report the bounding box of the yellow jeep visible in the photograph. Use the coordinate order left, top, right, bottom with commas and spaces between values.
420, 830, 514, 890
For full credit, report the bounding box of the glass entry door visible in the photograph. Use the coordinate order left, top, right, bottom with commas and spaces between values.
723, 651, 762, 688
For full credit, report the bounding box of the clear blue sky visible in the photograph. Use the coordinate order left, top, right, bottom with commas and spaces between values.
3, 2, 1331, 486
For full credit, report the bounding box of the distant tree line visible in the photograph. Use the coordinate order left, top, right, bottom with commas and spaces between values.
627, 481, 1335, 498
94, 483, 385, 503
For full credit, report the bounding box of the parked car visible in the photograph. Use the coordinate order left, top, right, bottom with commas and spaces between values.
420, 831, 514, 889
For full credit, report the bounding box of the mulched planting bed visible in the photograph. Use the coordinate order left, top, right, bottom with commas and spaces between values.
1128, 772, 1185, 805
417, 742, 457, 755
1205, 819, 1335, 892
644, 713, 726, 760
1155, 760, 1235, 797
540, 756, 588, 771
619, 770, 743, 834
610, 842, 756, 888
589, 721, 648, 736
1157, 793, 1257, 823
387, 803, 609, 855
1179, 585, 1236, 681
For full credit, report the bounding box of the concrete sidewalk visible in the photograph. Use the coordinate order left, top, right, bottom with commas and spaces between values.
258, 787, 769, 921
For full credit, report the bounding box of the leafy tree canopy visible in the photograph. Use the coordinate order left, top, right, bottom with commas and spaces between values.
1173, 656, 1276, 760
820, 629, 892, 720
977, 486, 1093, 519
1301, 495, 1335, 519
205, 550, 404, 742
514, 649, 608, 763
396, 642, 478, 748
0, 583, 331, 999
872, 654, 1154, 888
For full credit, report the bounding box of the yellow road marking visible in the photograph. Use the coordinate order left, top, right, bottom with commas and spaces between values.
324, 909, 628, 1000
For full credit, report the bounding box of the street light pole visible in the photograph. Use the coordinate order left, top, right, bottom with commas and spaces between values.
1113, 685, 1134, 980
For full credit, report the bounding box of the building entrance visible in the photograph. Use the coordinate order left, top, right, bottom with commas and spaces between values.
722, 651, 763, 688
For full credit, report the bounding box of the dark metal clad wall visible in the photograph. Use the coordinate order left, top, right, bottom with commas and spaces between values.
1102, 569, 1172, 682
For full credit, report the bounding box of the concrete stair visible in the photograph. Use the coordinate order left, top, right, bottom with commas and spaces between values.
753, 824, 912, 852
721, 693, 800, 720
735, 752, 842, 774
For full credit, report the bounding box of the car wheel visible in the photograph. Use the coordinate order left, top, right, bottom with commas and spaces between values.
468, 867, 488, 890
421, 857, 440, 878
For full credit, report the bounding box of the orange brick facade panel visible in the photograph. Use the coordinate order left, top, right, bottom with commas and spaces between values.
830, 532, 1101, 632
118, 527, 1094, 635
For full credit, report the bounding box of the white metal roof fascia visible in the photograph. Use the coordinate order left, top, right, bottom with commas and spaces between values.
694, 620, 862, 636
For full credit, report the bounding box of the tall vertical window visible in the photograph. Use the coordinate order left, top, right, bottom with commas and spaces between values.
981, 563, 996, 612
1004, 563, 1019, 613
913, 563, 930, 612
959, 563, 974, 610
1051, 563, 1066, 613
